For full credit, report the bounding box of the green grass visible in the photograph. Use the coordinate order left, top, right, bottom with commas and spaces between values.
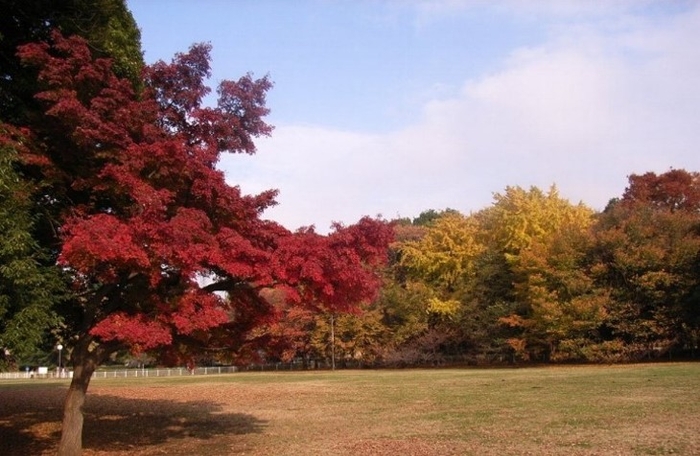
2, 363, 699, 455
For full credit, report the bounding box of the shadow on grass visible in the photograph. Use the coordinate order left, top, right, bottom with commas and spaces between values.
0, 384, 266, 455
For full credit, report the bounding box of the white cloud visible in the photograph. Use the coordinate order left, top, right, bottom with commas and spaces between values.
220, 3, 700, 232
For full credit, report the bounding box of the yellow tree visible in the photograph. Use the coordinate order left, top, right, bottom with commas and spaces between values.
385, 212, 491, 363
399, 212, 485, 322
482, 185, 592, 257
502, 220, 608, 361
479, 186, 602, 361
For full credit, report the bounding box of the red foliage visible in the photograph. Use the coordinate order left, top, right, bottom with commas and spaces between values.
273, 218, 393, 313
59, 213, 150, 281
622, 169, 700, 212
10, 31, 391, 361
168, 292, 230, 335
142, 43, 273, 156
264, 305, 318, 362
90, 313, 172, 351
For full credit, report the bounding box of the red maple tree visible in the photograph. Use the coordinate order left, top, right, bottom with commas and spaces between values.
621, 169, 700, 212
8, 31, 391, 455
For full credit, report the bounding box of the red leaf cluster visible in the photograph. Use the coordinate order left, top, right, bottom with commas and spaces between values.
622, 169, 700, 212
169, 292, 229, 335
59, 213, 149, 281
273, 218, 393, 313
90, 313, 172, 351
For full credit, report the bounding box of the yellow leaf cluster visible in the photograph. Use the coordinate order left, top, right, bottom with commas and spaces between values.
426, 297, 460, 318
482, 185, 593, 256
399, 213, 484, 290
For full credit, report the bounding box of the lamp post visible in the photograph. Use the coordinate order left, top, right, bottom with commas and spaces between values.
57, 344, 63, 377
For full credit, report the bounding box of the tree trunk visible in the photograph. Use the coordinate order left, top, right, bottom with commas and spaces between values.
57, 354, 96, 456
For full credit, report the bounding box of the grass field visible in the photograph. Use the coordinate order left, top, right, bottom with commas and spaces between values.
1, 363, 699, 455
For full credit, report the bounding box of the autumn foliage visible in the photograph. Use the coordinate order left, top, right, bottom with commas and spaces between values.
4, 31, 699, 374
4, 3, 698, 455
256, 173, 698, 367
1, 29, 393, 454
371, 173, 700, 365
7, 32, 391, 365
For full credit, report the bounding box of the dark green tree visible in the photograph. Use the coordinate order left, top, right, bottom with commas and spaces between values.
0, 0, 143, 124
412, 207, 460, 226
0, 0, 142, 370
0, 126, 62, 369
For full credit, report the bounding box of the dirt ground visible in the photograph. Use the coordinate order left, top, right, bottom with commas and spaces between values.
1, 382, 471, 456
1, 367, 699, 455
1, 382, 266, 456
0, 382, 494, 455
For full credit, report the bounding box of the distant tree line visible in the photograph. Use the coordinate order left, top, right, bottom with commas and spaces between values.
257, 169, 700, 366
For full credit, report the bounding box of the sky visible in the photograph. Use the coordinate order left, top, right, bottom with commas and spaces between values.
127, 0, 700, 233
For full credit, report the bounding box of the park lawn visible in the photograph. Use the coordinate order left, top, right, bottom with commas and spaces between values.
1, 363, 699, 455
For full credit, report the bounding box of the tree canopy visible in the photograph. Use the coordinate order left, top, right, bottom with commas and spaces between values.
1, 22, 392, 454
336, 176, 700, 366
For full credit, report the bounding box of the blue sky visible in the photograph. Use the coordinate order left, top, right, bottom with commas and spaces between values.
127, 1, 700, 232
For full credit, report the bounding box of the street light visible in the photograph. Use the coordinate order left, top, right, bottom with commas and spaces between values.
57, 344, 63, 377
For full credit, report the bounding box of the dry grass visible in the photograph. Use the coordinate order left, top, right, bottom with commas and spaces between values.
1, 363, 699, 455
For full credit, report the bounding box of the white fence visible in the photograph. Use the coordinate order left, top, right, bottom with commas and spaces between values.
0, 366, 239, 380
92, 366, 238, 378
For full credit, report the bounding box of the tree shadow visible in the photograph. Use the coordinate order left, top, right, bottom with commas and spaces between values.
0, 384, 266, 455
